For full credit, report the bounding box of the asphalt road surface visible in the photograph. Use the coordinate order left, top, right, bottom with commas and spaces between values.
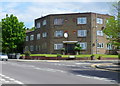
0, 60, 119, 85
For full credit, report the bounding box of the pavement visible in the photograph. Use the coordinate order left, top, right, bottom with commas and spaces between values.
93, 62, 120, 72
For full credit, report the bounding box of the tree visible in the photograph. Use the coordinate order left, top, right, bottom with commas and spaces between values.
103, 2, 120, 48
2, 14, 26, 54
74, 43, 82, 55
0, 22, 2, 53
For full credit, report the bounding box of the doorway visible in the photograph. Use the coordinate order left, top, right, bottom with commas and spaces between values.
65, 44, 75, 55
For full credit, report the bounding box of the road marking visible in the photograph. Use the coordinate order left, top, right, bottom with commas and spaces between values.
0, 74, 24, 84
34, 67, 66, 73
76, 74, 117, 83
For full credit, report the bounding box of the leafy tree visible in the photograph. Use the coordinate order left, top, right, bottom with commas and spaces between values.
103, 2, 120, 48
0, 22, 2, 53
74, 43, 82, 55
2, 14, 26, 54
26, 27, 36, 31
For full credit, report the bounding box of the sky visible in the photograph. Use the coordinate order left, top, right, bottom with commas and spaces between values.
0, 0, 118, 28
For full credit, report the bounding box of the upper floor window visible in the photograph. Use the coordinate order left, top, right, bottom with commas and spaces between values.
97, 30, 103, 36
97, 43, 104, 48
37, 33, 41, 40
107, 43, 112, 50
54, 30, 63, 37
77, 17, 87, 24
78, 42, 87, 50
97, 18, 103, 24
54, 43, 63, 50
36, 22, 41, 28
78, 30, 87, 37
43, 20, 46, 26
26, 36, 29, 41
54, 18, 64, 25
30, 35, 34, 41
42, 32, 47, 37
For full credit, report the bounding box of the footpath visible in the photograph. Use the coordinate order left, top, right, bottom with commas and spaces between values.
94, 62, 120, 72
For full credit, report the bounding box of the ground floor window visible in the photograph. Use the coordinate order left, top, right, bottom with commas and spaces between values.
107, 43, 112, 50
54, 43, 63, 50
30, 45, 34, 51
25, 46, 29, 51
78, 42, 87, 50
97, 43, 104, 48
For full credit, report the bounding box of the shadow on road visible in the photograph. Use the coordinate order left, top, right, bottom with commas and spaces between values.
69, 69, 120, 83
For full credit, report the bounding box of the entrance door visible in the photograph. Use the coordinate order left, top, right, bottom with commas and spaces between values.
65, 44, 75, 55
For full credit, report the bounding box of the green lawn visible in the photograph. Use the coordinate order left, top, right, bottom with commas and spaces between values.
21, 54, 118, 58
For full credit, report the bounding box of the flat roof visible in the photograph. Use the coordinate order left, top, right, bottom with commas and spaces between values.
35, 12, 112, 20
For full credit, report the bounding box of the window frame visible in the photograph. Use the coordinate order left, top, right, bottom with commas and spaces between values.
78, 42, 87, 50
36, 22, 41, 28
42, 32, 47, 38
30, 45, 34, 51
54, 18, 64, 25
97, 43, 104, 48
97, 18, 103, 24
30, 35, 34, 41
37, 33, 41, 40
97, 30, 104, 36
77, 30, 87, 37
77, 17, 87, 24
26, 36, 29, 41
54, 30, 63, 37
42, 20, 47, 26
54, 43, 63, 50
107, 43, 112, 50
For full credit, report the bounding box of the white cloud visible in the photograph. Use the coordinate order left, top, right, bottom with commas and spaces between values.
0, 2, 113, 27
0, 0, 119, 2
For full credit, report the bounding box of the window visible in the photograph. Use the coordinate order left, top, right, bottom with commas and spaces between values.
30, 45, 34, 51
42, 42, 47, 49
78, 30, 87, 37
35, 45, 39, 51
42, 32, 47, 37
54, 44, 63, 50
54, 30, 63, 37
77, 17, 87, 24
79, 42, 87, 50
36, 22, 40, 28
97, 43, 104, 48
97, 30, 103, 36
39, 45, 41, 51
106, 35, 112, 38
26, 36, 29, 41
54, 18, 64, 25
30, 35, 34, 40
37, 34, 40, 40
97, 18, 103, 24
25, 46, 29, 51
107, 43, 112, 50
43, 20, 46, 26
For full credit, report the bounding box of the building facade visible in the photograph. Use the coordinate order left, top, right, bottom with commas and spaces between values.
24, 12, 116, 54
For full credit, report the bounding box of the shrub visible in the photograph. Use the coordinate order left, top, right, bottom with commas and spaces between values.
118, 54, 120, 59
24, 51, 31, 57
61, 48, 65, 51
57, 54, 62, 57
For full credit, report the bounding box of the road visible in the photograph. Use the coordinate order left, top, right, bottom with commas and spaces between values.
0, 60, 119, 85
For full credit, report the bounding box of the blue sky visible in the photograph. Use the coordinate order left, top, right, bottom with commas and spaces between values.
0, 1, 116, 28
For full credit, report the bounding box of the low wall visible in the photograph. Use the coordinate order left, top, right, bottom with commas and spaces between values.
21, 56, 119, 60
